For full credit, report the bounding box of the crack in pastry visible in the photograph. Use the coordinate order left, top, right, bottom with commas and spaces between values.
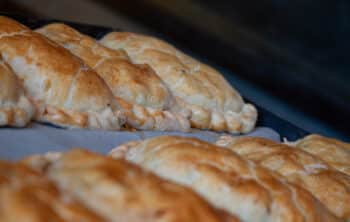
36, 23, 190, 131
22, 149, 240, 222
291, 134, 350, 177
0, 58, 34, 127
100, 32, 257, 133
0, 160, 106, 222
110, 136, 340, 222
216, 136, 350, 220
0, 16, 125, 130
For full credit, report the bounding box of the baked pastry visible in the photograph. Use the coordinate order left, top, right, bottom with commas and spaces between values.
216, 136, 350, 220
0, 16, 124, 130
100, 32, 257, 133
0, 58, 34, 127
110, 136, 340, 222
36, 23, 190, 131
0, 160, 106, 222
292, 134, 350, 176
23, 149, 239, 222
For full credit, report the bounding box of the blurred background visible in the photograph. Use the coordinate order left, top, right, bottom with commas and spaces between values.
1, 0, 349, 140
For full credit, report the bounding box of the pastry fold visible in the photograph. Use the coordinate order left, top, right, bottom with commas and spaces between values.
36, 23, 190, 131
292, 134, 350, 176
100, 32, 257, 133
110, 136, 340, 222
0, 16, 124, 130
0, 58, 34, 127
0, 160, 106, 222
23, 149, 239, 222
216, 136, 350, 220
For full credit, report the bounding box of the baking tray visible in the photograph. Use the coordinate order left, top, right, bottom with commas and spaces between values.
0, 13, 308, 157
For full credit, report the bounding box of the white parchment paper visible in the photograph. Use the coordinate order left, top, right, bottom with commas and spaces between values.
0, 123, 280, 160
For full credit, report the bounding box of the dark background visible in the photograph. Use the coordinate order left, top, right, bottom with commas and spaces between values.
2, 0, 349, 140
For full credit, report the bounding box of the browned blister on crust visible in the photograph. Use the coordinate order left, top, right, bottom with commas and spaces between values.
0, 16, 124, 130
100, 32, 257, 133
23, 149, 240, 222
111, 136, 341, 222
216, 136, 350, 220
0, 160, 106, 222
0, 59, 34, 127
293, 134, 350, 176
36, 23, 190, 131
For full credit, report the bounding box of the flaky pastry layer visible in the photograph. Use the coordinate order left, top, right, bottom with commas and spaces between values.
23, 149, 239, 222
0, 16, 125, 130
0, 160, 106, 222
292, 134, 350, 176
216, 136, 350, 220
36, 23, 190, 131
100, 32, 257, 133
111, 136, 340, 222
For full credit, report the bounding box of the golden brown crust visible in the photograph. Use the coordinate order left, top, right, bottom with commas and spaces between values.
0, 160, 106, 222
36, 23, 190, 131
100, 32, 257, 133
216, 136, 350, 220
0, 59, 34, 127
24, 149, 239, 222
293, 134, 350, 176
36, 24, 170, 109
111, 136, 340, 222
0, 16, 124, 130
